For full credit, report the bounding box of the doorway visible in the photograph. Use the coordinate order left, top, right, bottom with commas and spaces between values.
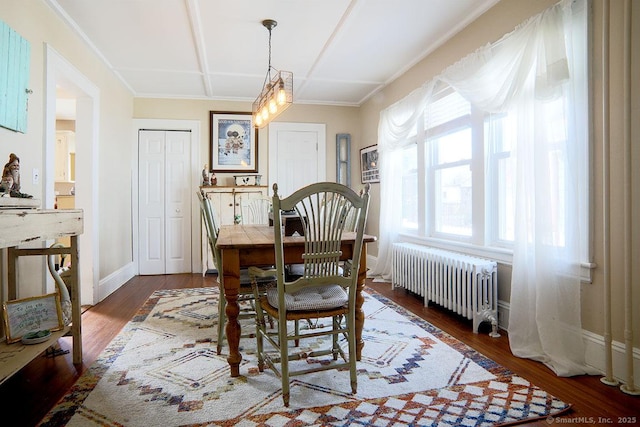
45, 45, 99, 305
138, 130, 192, 274
132, 119, 201, 275
268, 122, 326, 197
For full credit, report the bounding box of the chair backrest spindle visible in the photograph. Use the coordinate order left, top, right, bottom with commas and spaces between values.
271, 182, 370, 293
241, 196, 272, 225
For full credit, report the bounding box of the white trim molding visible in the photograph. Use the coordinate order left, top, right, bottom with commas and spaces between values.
584, 330, 640, 388
97, 262, 135, 302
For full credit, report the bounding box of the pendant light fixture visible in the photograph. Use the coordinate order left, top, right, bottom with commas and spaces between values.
252, 19, 293, 128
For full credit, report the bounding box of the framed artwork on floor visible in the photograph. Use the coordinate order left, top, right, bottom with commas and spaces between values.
210, 111, 258, 172
2, 293, 63, 343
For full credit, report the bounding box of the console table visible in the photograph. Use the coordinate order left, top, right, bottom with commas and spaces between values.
0, 208, 83, 385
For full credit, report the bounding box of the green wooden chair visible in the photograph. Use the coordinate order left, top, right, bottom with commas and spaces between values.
286, 190, 361, 279
249, 182, 370, 407
240, 196, 272, 225
197, 190, 274, 354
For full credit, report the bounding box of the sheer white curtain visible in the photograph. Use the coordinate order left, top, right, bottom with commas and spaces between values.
373, 0, 595, 376
370, 83, 436, 279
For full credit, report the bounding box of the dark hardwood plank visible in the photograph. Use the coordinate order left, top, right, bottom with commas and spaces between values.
0, 274, 637, 426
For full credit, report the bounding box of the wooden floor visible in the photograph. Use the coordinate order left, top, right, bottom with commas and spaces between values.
1, 274, 637, 426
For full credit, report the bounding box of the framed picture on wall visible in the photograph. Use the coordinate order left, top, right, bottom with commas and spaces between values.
360, 145, 379, 183
210, 111, 258, 172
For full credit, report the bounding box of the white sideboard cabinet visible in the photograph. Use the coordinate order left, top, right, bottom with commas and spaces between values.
199, 186, 268, 273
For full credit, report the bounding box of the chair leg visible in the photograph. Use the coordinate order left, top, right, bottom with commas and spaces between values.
268, 315, 275, 329
253, 299, 267, 372
256, 319, 265, 372
280, 318, 290, 407
348, 314, 357, 395
217, 292, 226, 355
332, 316, 340, 360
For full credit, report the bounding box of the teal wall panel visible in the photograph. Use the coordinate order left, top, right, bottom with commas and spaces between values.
0, 20, 31, 133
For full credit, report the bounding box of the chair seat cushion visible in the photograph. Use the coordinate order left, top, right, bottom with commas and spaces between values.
287, 263, 344, 277
239, 268, 275, 285
266, 284, 348, 311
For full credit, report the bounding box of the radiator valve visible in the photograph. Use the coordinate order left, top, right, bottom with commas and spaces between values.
479, 307, 501, 338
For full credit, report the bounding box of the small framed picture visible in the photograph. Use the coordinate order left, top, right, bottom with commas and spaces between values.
210, 111, 258, 172
2, 293, 64, 343
360, 145, 379, 183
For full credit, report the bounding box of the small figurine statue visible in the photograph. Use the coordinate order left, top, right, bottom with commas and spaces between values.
202, 165, 217, 186
202, 164, 211, 186
0, 153, 32, 198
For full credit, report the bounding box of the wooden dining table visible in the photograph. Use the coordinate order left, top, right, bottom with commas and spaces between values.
215, 224, 376, 377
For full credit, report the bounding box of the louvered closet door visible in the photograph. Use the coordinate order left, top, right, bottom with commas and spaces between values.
138, 130, 191, 274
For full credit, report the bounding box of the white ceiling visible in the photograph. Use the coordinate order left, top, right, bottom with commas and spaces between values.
48, 0, 498, 109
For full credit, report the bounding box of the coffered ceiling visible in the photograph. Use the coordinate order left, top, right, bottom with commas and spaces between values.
47, 0, 498, 107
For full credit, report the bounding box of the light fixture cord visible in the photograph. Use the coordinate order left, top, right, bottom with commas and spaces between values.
268, 25, 272, 80
260, 24, 274, 91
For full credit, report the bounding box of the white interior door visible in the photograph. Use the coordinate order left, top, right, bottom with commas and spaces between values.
139, 130, 191, 274
268, 123, 326, 197
164, 131, 191, 273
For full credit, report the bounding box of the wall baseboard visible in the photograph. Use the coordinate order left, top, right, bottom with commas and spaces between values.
583, 330, 640, 388
497, 301, 639, 386
97, 262, 135, 302
497, 301, 510, 331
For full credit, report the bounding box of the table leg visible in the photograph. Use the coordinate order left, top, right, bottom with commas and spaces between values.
355, 245, 368, 360
7, 247, 17, 300
221, 248, 242, 377
70, 235, 82, 364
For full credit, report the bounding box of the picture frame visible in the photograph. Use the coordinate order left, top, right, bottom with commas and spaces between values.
2, 293, 64, 343
210, 111, 258, 172
360, 145, 380, 184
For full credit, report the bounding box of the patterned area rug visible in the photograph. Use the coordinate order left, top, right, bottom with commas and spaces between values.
39, 287, 570, 426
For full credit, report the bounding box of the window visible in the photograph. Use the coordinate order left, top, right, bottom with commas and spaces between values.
385, 0, 590, 274
426, 92, 473, 238
400, 80, 588, 257
401, 91, 482, 244
400, 144, 418, 229
486, 113, 515, 244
